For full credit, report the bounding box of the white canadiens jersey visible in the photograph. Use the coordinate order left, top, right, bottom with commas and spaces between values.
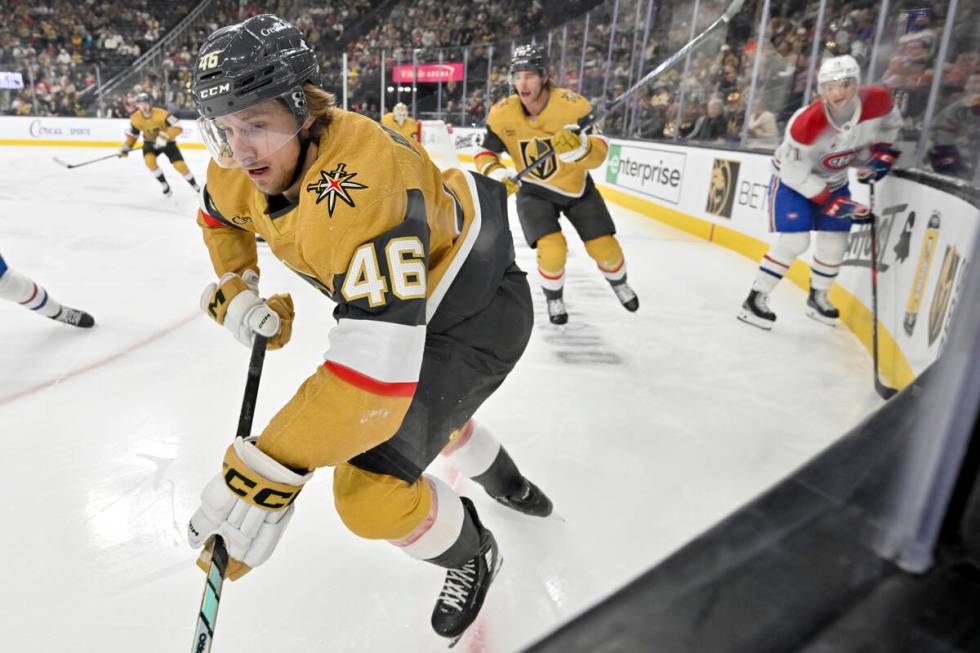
771, 86, 902, 200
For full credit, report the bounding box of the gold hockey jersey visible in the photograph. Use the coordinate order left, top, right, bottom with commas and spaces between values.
380, 112, 418, 143
475, 87, 607, 198
125, 107, 182, 146
198, 109, 506, 472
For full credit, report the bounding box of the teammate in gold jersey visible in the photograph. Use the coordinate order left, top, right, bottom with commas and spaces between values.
474, 45, 639, 324
184, 15, 551, 643
380, 102, 418, 142
118, 92, 200, 197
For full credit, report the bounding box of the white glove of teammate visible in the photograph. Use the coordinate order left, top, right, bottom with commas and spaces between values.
200, 271, 282, 348
188, 437, 313, 580
553, 124, 590, 163
154, 134, 169, 149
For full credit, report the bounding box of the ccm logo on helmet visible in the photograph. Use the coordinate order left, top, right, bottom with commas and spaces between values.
199, 83, 231, 99
822, 148, 861, 170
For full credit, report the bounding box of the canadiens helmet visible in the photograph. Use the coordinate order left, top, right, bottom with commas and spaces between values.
192, 14, 321, 119
817, 55, 860, 88
510, 44, 548, 78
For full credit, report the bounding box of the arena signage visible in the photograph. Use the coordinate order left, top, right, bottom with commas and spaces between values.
392, 64, 464, 83
604, 143, 685, 205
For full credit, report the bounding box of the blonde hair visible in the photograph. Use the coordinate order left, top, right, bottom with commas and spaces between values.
303, 83, 336, 137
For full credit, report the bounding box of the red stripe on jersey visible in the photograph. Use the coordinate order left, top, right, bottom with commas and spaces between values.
323, 360, 417, 397
474, 150, 499, 161
199, 209, 225, 228
859, 86, 894, 123
789, 101, 831, 145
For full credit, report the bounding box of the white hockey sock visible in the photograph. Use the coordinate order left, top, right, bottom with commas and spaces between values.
811, 231, 848, 291
538, 267, 565, 294
753, 232, 811, 293
389, 475, 465, 562
441, 421, 501, 478
0, 268, 62, 318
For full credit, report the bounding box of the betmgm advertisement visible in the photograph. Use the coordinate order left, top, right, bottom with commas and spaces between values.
604, 143, 685, 205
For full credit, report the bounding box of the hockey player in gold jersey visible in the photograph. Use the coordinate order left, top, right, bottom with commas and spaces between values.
474, 45, 639, 324
380, 101, 418, 142
185, 15, 551, 643
118, 92, 200, 197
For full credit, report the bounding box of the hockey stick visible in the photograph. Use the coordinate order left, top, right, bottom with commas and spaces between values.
53, 152, 122, 169
514, 0, 746, 182
191, 334, 269, 653
868, 184, 898, 400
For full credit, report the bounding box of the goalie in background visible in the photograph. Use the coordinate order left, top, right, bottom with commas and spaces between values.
118, 92, 201, 197
381, 102, 419, 143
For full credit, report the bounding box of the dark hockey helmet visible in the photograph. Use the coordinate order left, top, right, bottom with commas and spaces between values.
510, 44, 548, 78
192, 14, 321, 119
135, 92, 152, 104
192, 15, 322, 168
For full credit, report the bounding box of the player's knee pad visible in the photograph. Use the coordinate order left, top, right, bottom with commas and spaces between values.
813, 230, 848, 265
143, 152, 158, 170
333, 463, 432, 541
584, 234, 624, 271
535, 231, 567, 275
172, 160, 190, 175
584, 234, 626, 282
769, 231, 811, 264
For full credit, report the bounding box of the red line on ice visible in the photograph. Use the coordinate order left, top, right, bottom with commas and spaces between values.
0, 312, 199, 406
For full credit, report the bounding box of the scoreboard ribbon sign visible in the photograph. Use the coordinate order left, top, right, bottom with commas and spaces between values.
392, 63, 464, 83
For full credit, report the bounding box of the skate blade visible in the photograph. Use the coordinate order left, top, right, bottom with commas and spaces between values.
737, 310, 773, 331
446, 554, 504, 649
805, 309, 838, 327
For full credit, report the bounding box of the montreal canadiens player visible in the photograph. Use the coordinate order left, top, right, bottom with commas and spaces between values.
738, 55, 902, 329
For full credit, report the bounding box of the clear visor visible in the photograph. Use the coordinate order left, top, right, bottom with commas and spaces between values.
818, 78, 857, 97
196, 94, 308, 169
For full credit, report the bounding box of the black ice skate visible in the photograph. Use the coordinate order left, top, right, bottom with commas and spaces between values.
432, 500, 502, 646
486, 477, 553, 517
161, 183, 173, 197
738, 289, 776, 330
611, 281, 639, 312
806, 288, 839, 326
51, 306, 95, 328
546, 297, 568, 325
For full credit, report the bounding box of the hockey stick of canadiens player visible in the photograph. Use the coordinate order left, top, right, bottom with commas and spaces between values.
191, 334, 269, 653
52, 152, 122, 169
868, 184, 898, 400
513, 0, 746, 182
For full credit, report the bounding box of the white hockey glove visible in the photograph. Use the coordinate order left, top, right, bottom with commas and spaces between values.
200, 271, 294, 350
483, 161, 520, 197
553, 124, 590, 163
154, 134, 169, 150
188, 437, 313, 580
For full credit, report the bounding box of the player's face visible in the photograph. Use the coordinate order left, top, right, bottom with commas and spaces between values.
513, 71, 545, 105
821, 79, 857, 114
214, 99, 307, 194
136, 101, 152, 116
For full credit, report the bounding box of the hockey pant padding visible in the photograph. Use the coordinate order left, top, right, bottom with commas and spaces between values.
584, 234, 626, 283
143, 151, 159, 170
811, 231, 848, 291
0, 267, 60, 317
173, 159, 193, 177
753, 232, 810, 292
536, 231, 567, 292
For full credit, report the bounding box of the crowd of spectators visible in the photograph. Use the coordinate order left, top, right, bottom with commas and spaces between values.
2, 0, 977, 177
0, 0, 193, 116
